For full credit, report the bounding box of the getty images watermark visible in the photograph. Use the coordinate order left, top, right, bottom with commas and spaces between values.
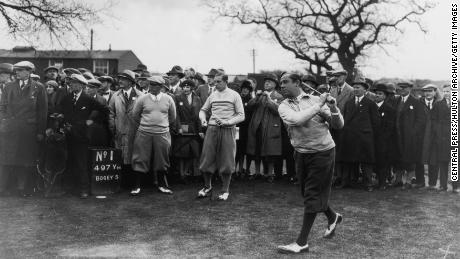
452, 2, 459, 182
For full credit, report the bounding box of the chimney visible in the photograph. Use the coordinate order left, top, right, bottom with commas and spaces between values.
109, 44, 112, 52
90, 29, 93, 51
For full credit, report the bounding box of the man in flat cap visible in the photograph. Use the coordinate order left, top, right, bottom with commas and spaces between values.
393, 81, 426, 189
166, 65, 185, 96
246, 73, 283, 182
43, 66, 59, 83
328, 70, 353, 112
109, 70, 143, 192
0, 63, 14, 99
327, 69, 353, 187
131, 76, 176, 195
0, 61, 48, 196
98, 76, 115, 102
85, 78, 111, 147
301, 74, 319, 95
53, 68, 82, 109
429, 84, 456, 192
385, 83, 399, 109
197, 71, 245, 201
196, 68, 218, 103
419, 84, 439, 189
372, 83, 397, 189
55, 74, 109, 198
337, 78, 380, 191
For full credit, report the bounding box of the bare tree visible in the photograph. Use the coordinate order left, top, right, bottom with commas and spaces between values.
204, 0, 434, 79
0, 0, 113, 47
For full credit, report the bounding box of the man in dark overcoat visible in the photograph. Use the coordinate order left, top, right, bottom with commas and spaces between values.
56, 74, 109, 198
246, 73, 283, 182
372, 83, 396, 189
328, 69, 354, 186
85, 78, 111, 147
53, 68, 82, 108
338, 78, 380, 191
0, 63, 13, 101
393, 81, 426, 189
428, 84, 452, 191
0, 61, 48, 196
418, 84, 438, 188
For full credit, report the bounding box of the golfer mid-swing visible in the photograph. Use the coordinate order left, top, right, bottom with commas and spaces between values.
277, 73, 344, 253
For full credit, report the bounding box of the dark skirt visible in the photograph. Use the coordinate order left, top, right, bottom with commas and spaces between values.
173, 135, 200, 158
295, 148, 335, 213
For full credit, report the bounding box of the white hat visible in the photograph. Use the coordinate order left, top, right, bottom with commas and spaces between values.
30, 74, 40, 79
70, 74, 88, 85
13, 61, 35, 71
146, 75, 165, 85
422, 84, 437, 91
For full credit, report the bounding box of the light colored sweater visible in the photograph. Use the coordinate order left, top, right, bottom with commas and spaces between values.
278, 92, 344, 153
132, 93, 176, 134
200, 87, 245, 126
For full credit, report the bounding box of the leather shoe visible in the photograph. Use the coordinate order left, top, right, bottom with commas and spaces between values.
324, 213, 343, 238
277, 242, 309, 253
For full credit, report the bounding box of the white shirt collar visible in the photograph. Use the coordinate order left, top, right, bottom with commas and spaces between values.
123, 87, 132, 97
402, 95, 409, 102
19, 79, 29, 86
376, 101, 384, 107
171, 82, 180, 92
74, 90, 82, 101
356, 95, 364, 102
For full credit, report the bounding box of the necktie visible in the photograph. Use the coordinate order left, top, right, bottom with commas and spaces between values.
124, 91, 129, 101
338, 87, 342, 95
73, 93, 78, 105
20, 80, 24, 90
188, 94, 192, 105
429, 101, 432, 110
355, 97, 359, 106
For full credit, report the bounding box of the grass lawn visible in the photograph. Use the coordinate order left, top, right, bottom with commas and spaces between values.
0, 180, 459, 258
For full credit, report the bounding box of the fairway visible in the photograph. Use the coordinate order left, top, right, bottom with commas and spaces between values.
0, 180, 459, 258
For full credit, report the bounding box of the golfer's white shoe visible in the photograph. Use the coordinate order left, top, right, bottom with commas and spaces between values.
277, 242, 309, 253
217, 192, 229, 201
197, 187, 212, 198
158, 187, 173, 195
324, 213, 343, 238
130, 188, 141, 196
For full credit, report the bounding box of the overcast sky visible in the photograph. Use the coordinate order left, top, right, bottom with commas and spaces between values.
0, 0, 454, 80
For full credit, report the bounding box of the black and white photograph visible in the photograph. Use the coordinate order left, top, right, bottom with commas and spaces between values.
0, 0, 458, 258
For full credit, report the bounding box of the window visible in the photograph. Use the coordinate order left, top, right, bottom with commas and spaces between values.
93, 60, 109, 75
48, 59, 63, 69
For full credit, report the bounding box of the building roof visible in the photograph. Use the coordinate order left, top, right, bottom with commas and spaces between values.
0, 48, 140, 60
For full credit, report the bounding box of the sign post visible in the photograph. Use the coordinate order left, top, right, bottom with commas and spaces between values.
89, 148, 122, 196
